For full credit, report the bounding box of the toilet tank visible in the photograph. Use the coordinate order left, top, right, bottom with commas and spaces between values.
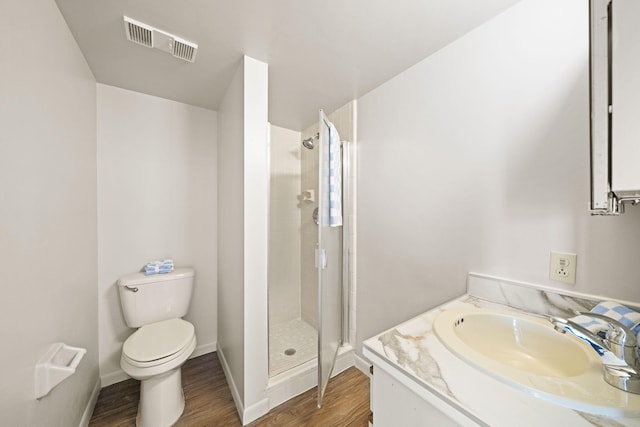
117, 267, 195, 328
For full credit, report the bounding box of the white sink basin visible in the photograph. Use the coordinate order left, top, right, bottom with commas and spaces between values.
441, 308, 590, 377
433, 306, 640, 417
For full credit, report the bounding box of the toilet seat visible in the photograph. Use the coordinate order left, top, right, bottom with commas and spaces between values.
123, 318, 195, 368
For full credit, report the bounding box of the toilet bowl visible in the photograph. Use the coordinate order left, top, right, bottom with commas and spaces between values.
117, 267, 196, 427
121, 319, 196, 427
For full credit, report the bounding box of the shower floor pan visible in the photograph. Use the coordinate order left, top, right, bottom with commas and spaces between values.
269, 318, 317, 376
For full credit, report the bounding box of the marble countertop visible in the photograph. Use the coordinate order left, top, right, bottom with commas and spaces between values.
363, 273, 640, 427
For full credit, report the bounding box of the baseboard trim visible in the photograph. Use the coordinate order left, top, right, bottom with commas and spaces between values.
78, 377, 101, 427
332, 344, 355, 376
100, 341, 217, 387
100, 369, 129, 388
242, 397, 270, 425
354, 352, 372, 377
216, 343, 270, 425
216, 344, 244, 421
192, 341, 216, 358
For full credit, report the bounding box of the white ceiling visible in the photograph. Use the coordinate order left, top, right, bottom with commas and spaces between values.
55, 0, 521, 131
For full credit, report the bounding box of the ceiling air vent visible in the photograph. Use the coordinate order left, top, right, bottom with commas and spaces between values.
123, 16, 198, 63
124, 17, 153, 48
172, 38, 198, 63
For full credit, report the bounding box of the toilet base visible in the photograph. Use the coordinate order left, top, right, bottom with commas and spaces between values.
136, 367, 185, 427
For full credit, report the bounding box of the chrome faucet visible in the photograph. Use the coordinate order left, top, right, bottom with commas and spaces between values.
550, 312, 640, 394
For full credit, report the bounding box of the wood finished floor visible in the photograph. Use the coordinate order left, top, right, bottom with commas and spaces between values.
89, 352, 370, 427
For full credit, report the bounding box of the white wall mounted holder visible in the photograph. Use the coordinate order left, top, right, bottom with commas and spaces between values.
35, 342, 86, 399
302, 189, 315, 203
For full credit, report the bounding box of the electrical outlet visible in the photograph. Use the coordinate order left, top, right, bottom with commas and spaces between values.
549, 251, 577, 284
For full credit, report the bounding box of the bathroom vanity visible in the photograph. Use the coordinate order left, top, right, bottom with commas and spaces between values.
363, 274, 640, 426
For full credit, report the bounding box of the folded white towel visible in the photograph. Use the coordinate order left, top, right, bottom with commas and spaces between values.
328, 122, 342, 227
144, 259, 174, 275
571, 301, 640, 336
319, 120, 342, 228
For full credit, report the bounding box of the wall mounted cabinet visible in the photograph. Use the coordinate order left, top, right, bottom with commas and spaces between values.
590, 0, 640, 214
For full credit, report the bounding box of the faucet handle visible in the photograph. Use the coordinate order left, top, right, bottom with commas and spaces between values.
577, 311, 637, 347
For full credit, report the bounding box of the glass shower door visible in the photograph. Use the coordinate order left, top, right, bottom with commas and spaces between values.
317, 110, 343, 407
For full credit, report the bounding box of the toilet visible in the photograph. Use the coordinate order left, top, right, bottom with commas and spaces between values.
117, 267, 196, 427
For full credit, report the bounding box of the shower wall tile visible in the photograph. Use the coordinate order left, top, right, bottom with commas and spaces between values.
269, 125, 302, 325
300, 122, 319, 328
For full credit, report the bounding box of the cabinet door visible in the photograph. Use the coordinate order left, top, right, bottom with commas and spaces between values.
372, 366, 461, 427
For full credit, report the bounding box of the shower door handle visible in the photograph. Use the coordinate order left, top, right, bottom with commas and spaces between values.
315, 248, 327, 270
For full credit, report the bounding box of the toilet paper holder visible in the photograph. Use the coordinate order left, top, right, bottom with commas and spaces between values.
35, 342, 86, 399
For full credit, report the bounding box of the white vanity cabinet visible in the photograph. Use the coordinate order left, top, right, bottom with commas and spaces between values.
362, 275, 640, 427
368, 362, 466, 427
363, 347, 480, 427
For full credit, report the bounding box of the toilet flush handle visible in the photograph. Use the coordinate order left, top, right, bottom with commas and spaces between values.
125, 285, 139, 293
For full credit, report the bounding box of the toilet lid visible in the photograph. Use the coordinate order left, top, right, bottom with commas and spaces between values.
123, 318, 194, 363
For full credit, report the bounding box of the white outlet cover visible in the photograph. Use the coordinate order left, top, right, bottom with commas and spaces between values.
549, 251, 577, 284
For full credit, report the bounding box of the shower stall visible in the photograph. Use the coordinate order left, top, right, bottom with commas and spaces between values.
267, 124, 319, 377
267, 103, 355, 406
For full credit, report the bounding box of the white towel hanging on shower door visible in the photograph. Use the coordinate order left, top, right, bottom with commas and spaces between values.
327, 122, 342, 227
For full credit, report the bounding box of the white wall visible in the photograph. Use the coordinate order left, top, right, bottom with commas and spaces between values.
0, 0, 98, 425
218, 57, 246, 404
217, 57, 247, 415
97, 84, 217, 384
356, 0, 640, 354
268, 125, 302, 325
217, 56, 269, 425
243, 56, 270, 422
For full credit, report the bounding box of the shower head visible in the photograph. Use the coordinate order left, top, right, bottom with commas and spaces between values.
302, 132, 319, 150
